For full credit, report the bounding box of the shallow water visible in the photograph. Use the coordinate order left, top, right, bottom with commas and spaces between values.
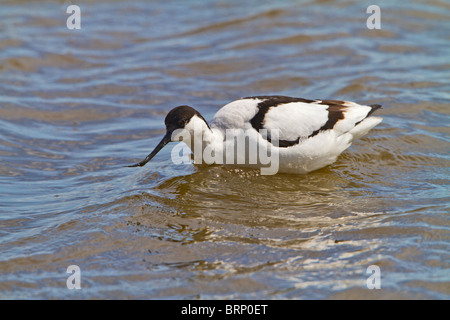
0, 0, 449, 299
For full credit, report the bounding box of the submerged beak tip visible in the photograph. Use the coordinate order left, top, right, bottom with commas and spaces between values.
124, 163, 141, 168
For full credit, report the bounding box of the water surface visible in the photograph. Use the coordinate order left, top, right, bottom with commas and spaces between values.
0, 0, 449, 299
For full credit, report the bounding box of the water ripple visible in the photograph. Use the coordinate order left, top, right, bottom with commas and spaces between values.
1, 0, 449, 300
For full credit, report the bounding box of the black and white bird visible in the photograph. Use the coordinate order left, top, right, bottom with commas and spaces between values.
127, 96, 382, 174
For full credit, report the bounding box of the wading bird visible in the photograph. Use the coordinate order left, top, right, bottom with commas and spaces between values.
127, 96, 382, 174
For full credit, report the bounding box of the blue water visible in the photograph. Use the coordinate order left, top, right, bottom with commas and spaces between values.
0, 0, 449, 299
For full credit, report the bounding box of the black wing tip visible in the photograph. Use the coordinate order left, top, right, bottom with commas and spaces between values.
368, 104, 382, 116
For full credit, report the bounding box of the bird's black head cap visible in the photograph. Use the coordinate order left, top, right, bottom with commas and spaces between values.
164, 105, 208, 131
126, 105, 208, 168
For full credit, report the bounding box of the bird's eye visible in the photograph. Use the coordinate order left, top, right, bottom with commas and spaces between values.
179, 119, 187, 126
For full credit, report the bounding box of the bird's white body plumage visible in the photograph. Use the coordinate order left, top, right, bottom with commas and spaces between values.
180, 96, 382, 174
128, 95, 382, 174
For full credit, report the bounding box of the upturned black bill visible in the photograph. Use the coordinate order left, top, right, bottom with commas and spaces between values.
126, 131, 171, 167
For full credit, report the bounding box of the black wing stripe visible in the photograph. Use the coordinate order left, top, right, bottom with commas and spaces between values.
308, 105, 346, 138
247, 96, 316, 131
247, 96, 381, 147
247, 96, 316, 148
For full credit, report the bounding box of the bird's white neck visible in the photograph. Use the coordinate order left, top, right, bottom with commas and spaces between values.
174, 115, 222, 153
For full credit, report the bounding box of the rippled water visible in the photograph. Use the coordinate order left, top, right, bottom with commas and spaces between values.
1, 0, 449, 299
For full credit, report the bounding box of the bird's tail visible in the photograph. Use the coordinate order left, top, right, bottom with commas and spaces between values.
349, 116, 383, 140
